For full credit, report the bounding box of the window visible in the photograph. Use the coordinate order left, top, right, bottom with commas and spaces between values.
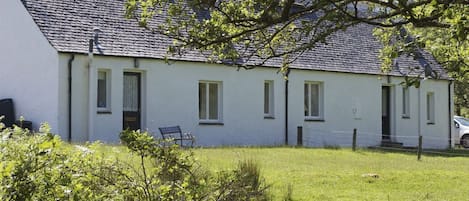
304, 82, 323, 120
199, 81, 222, 122
97, 70, 111, 112
264, 81, 274, 118
402, 87, 410, 118
455, 116, 469, 126
426, 92, 435, 124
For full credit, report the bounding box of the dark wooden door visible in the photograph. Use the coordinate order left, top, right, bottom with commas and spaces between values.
382, 86, 391, 140
123, 72, 141, 130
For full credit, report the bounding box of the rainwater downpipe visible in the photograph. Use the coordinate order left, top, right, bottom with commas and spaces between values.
87, 39, 95, 141
418, 81, 422, 141
67, 54, 75, 142
284, 69, 291, 145
448, 80, 453, 148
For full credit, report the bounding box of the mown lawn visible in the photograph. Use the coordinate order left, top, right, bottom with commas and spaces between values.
191, 147, 469, 201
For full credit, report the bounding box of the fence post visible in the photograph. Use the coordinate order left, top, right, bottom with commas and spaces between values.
297, 126, 303, 146
417, 136, 423, 161
352, 128, 357, 151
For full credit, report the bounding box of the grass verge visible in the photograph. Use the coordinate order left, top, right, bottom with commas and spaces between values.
192, 147, 469, 201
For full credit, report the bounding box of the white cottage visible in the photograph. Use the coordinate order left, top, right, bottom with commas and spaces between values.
0, 0, 455, 148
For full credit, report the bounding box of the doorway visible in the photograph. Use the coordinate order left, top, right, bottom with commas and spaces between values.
123, 72, 141, 130
382, 86, 391, 140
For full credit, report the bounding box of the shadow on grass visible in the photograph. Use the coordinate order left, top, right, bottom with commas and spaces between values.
190, 144, 469, 158
367, 146, 469, 158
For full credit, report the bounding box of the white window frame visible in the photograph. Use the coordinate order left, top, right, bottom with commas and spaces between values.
402, 87, 410, 118
264, 80, 274, 118
199, 81, 223, 123
97, 69, 111, 112
426, 92, 435, 124
304, 81, 324, 120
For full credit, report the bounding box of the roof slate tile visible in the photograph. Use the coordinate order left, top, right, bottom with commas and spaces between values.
20, 0, 448, 79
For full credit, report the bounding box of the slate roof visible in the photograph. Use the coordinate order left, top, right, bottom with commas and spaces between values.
20, 0, 449, 79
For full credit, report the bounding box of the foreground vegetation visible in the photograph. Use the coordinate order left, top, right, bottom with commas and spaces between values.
193, 148, 469, 201
2, 124, 469, 200
0, 125, 269, 200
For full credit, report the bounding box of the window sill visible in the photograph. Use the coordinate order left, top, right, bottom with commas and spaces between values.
427, 122, 435, 125
402, 115, 410, 119
97, 110, 112, 114
199, 122, 224, 126
264, 116, 275, 119
305, 118, 325, 122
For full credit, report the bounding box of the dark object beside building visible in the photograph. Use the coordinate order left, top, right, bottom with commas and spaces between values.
15, 120, 33, 131
0, 98, 33, 130
0, 98, 15, 127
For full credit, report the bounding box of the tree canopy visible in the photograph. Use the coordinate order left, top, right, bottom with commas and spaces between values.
125, 0, 467, 70
125, 0, 468, 112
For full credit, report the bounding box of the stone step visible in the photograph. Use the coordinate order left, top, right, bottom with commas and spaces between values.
380, 141, 404, 148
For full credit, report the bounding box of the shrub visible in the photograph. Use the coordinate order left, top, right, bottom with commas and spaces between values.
118, 129, 208, 200
213, 160, 270, 201
118, 129, 271, 201
0, 126, 271, 200
0, 124, 123, 200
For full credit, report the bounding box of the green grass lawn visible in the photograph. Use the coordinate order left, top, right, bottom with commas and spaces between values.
190, 147, 469, 201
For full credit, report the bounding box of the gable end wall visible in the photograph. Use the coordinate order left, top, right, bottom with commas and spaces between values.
0, 1, 60, 133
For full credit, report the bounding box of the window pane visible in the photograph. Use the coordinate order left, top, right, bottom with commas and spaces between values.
264, 82, 269, 114
403, 87, 409, 115
199, 83, 207, 119
208, 83, 218, 119
97, 71, 107, 108
427, 93, 434, 122
426, 94, 430, 121
98, 71, 106, 80
310, 84, 319, 116
304, 84, 309, 116
123, 75, 139, 112
402, 88, 406, 114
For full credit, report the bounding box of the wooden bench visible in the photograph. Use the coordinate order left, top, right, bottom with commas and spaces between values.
158, 126, 195, 147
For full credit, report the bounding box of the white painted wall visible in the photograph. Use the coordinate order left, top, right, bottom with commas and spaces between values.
418, 79, 453, 149
0, 1, 453, 148
65, 54, 452, 148
288, 71, 451, 149
382, 78, 452, 149
0, 1, 60, 133
288, 71, 382, 147
66, 55, 286, 145
58, 54, 88, 142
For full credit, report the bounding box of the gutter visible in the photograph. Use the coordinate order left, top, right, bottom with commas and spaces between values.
67, 54, 75, 142
284, 69, 291, 145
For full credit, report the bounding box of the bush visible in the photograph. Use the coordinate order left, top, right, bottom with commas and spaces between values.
118, 129, 271, 200
118, 129, 207, 200
0, 126, 271, 200
0, 124, 123, 200
214, 160, 270, 201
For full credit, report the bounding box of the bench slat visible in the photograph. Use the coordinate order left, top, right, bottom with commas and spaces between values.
158, 126, 194, 147
159, 126, 181, 134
